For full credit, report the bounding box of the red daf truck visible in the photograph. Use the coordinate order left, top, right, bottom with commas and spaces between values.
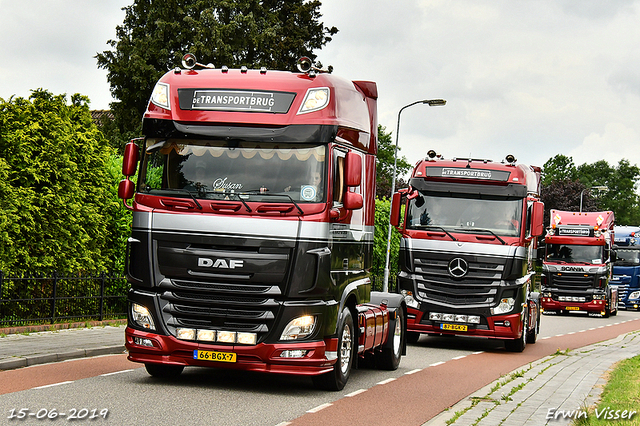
117, 55, 406, 391
389, 151, 545, 352
541, 210, 618, 317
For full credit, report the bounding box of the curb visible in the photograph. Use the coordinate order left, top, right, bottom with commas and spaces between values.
0, 345, 126, 371
0, 319, 127, 336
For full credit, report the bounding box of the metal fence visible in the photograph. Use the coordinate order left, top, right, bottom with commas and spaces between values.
0, 271, 128, 327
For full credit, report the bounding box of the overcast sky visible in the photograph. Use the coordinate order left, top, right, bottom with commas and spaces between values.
1, 0, 639, 172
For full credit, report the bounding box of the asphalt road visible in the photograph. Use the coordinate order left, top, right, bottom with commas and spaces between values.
1, 310, 638, 425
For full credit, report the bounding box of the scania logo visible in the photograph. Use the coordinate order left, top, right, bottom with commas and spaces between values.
561, 266, 584, 272
198, 258, 244, 269
448, 258, 468, 278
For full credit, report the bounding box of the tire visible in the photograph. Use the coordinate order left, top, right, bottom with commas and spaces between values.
144, 363, 184, 378
313, 307, 355, 391
406, 331, 421, 344
505, 310, 527, 352
376, 308, 404, 370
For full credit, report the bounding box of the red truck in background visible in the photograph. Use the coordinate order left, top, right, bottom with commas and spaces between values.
541, 210, 618, 317
389, 151, 545, 352
117, 55, 406, 391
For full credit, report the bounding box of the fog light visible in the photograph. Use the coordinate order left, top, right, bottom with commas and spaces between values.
131, 303, 156, 330
280, 350, 309, 358
217, 331, 237, 343
504, 320, 511, 327
197, 329, 216, 342
237, 332, 257, 345
280, 315, 316, 341
177, 328, 196, 340
133, 337, 154, 347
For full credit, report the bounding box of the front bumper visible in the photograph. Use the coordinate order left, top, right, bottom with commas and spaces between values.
125, 327, 338, 376
540, 298, 607, 313
406, 307, 524, 340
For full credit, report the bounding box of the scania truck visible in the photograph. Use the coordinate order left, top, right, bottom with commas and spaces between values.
609, 225, 640, 310
389, 151, 545, 352
118, 55, 406, 391
541, 210, 618, 317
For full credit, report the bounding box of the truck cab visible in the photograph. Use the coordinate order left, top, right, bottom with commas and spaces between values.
390, 151, 545, 352
541, 210, 617, 317
610, 225, 640, 310
118, 55, 406, 391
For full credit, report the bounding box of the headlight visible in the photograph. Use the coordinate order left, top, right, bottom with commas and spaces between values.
150, 82, 171, 110
401, 290, 420, 309
131, 303, 155, 330
491, 298, 516, 315
280, 315, 316, 340
629, 291, 640, 299
297, 88, 330, 114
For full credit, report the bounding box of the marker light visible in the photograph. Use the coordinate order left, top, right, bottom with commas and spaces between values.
197, 329, 216, 342
280, 315, 317, 340
298, 88, 330, 114
177, 328, 196, 340
132, 303, 156, 330
151, 82, 170, 110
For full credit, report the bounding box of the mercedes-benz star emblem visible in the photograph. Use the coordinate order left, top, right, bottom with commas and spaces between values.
448, 258, 468, 278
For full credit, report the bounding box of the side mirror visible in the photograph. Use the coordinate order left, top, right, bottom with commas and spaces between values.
531, 201, 545, 237
122, 141, 140, 177
345, 152, 362, 187
390, 192, 402, 227
343, 191, 363, 210
610, 250, 617, 263
118, 179, 135, 200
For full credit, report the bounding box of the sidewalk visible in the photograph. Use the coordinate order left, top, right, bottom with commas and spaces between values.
0, 324, 126, 371
425, 330, 640, 425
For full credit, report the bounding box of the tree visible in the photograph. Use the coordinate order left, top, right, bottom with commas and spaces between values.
541, 156, 640, 226
542, 154, 577, 186
376, 125, 412, 199
0, 90, 127, 274
540, 180, 598, 226
96, 0, 338, 136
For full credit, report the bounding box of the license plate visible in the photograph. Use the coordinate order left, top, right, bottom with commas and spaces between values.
566, 307, 580, 311
193, 350, 237, 363
441, 323, 468, 332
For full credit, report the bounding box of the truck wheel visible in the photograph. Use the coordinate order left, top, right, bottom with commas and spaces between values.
505, 312, 527, 352
376, 308, 404, 370
526, 303, 539, 344
313, 307, 354, 391
406, 331, 421, 344
144, 363, 184, 378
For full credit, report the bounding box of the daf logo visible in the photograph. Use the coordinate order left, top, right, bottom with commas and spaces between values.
198, 258, 244, 269
561, 266, 584, 272
448, 258, 469, 278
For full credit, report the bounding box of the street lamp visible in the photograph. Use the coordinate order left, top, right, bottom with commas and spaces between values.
382, 99, 446, 292
579, 185, 608, 212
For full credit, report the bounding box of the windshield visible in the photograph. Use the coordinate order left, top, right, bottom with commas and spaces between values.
406, 194, 523, 237
546, 244, 604, 264
614, 248, 640, 266
140, 139, 326, 202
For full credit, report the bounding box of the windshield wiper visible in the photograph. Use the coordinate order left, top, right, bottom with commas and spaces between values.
422, 226, 457, 241
239, 191, 304, 215
157, 188, 202, 210
455, 228, 506, 245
